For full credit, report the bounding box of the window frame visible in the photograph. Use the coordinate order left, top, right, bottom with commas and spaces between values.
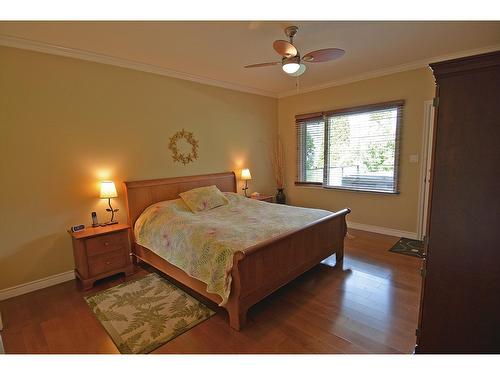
295, 100, 404, 194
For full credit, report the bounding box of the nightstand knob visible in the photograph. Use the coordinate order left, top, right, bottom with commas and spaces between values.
104, 242, 109, 246
105, 261, 111, 265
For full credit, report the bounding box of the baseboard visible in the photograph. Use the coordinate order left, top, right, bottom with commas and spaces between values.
347, 221, 418, 240
0, 270, 75, 301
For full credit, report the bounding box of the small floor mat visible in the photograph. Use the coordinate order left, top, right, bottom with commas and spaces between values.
388, 237, 424, 258
84, 273, 215, 354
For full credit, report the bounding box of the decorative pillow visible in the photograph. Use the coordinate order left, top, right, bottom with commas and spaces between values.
179, 185, 229, 213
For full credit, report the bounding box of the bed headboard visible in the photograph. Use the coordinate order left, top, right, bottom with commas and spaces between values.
123, 171, 237, 235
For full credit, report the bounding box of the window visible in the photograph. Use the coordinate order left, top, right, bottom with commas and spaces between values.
296, 101, 403, 193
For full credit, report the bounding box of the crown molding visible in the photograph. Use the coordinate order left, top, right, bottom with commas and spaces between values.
1, 34, 498, 100
0, 34, 279, 99
277, 43, 500, 98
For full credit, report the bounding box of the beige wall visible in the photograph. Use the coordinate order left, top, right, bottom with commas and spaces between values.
278, 68, 435, 232
0, 46, 277, 290
0, 45, 435, 291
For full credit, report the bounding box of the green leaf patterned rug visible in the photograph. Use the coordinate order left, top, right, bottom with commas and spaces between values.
388, 237, 424, 258
84, 273, 215, 354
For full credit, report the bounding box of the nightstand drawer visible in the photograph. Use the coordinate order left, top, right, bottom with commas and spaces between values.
69, 223, 133, 290
88, 250, 127, 277
86, 232, 128, 255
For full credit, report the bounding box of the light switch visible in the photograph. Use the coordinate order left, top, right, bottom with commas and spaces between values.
409, 154, 419, 163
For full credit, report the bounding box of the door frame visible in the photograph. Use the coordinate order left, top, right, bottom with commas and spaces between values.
416, 100, 435, 240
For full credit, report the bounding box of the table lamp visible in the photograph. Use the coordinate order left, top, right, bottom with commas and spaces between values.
100, 181, 119, 225
241, 168, 252, 197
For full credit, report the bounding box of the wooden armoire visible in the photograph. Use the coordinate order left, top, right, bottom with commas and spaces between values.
415, 51, 500, 353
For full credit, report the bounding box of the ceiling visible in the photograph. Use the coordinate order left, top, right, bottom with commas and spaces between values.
1, 21, 499, 97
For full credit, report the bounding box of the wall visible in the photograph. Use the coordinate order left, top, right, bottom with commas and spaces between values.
0, 46, 277, 290
278, 68, 435, 233
0, 46, 436, 291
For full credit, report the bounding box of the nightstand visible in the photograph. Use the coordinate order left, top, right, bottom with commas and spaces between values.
250, 195, 274, 203
68, 224, 133, 290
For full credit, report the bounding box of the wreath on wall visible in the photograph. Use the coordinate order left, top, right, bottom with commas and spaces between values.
168, 129, 199, 165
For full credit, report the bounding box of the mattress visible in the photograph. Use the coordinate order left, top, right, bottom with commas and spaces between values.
134, 192, 332, 305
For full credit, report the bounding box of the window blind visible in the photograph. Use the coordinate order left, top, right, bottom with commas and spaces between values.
296, 114, 325, 184
295, 101, 404, 194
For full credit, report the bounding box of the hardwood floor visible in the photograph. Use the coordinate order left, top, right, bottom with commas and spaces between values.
0, 229, 422, 354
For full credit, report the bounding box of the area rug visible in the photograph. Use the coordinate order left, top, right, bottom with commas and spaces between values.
84, 273, 215, 354
388, 237, 424, 258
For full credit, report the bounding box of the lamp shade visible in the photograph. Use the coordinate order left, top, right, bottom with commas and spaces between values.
241, 168, 252, 180
100, 181, 117, 198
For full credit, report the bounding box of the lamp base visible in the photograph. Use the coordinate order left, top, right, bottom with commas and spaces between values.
242, 180, 249, 197
105, 221, 118, 225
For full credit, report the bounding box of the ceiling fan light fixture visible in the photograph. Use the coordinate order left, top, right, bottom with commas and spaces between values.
282, 56, 301, 74
288, 63, 307, 77
282, 62, 300, 74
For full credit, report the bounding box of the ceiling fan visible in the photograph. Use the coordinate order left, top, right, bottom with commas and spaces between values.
244, 25, 345, 77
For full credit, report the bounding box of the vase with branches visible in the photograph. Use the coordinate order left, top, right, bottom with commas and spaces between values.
271, 136, 286, 204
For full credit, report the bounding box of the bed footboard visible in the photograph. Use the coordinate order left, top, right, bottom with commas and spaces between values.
225, 208, 350, 330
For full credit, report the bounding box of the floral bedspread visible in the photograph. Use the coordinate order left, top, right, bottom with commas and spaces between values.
134, 192, 332, 305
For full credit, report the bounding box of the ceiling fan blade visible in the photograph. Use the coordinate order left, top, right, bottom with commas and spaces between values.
302, 48, 345, 63
273, 40, 298, 58
244, 62, 280, 68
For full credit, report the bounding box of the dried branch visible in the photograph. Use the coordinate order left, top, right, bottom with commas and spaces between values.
271, 135, 285, 189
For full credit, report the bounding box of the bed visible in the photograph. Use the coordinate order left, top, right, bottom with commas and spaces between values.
124, 172, 350, 330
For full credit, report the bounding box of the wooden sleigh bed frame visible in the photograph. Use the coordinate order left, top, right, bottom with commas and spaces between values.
123, 172, 350, 330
